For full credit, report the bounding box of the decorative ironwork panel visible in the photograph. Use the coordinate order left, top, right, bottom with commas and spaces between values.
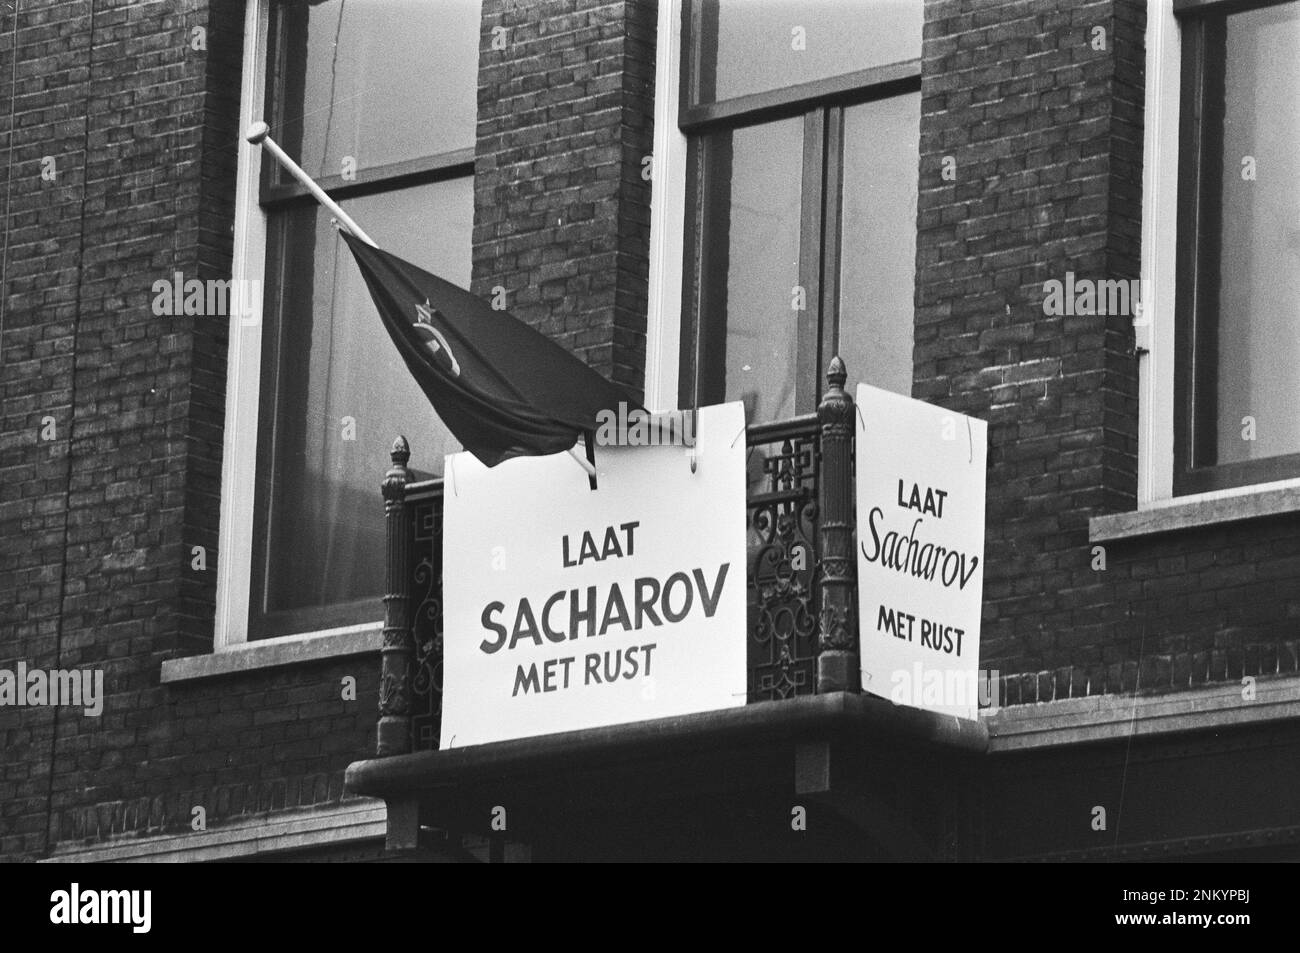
746, 417, 821, 702
408, 489, 444, 751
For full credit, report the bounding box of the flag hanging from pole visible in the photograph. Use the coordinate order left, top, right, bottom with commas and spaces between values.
340, 230, 638, 468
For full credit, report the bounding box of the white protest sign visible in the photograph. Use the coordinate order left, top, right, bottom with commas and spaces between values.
855, 384, 988, 719
440, 402, 747, 748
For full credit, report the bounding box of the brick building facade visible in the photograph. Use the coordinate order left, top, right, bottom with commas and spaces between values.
2, 0, 1298, 863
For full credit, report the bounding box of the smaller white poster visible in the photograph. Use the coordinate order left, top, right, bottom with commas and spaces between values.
440, 402, 748, 748
855, 384, 988, 719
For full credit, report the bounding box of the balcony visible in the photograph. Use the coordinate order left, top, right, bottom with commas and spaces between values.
346, 360, 988, 860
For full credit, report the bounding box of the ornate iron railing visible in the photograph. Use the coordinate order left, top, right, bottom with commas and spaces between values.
377, 359, 859, 755
407, 480, 445, 753
745, 414, 821, 701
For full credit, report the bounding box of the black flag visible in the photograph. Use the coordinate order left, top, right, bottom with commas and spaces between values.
341, 231, 638, 467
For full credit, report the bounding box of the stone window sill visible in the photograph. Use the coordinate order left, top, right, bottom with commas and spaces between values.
1089, 481, 1300, 543
984, 674, 1300, 751
160, 625, 382, 683
41, 800, 386, 863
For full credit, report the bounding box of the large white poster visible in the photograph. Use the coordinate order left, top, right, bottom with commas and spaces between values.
440, 402, 748, 747
855, 384, 988, 719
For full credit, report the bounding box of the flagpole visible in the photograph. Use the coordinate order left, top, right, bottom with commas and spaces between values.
244, 122, 378, 247
243, 121, 598, 481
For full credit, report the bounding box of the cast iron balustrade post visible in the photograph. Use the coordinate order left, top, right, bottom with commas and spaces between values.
377, 436, 414, 756
817, 357, 859, 693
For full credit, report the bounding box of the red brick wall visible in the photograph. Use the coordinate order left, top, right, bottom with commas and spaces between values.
0, 0, 382, 862
54, 658, 378, 848
472, 0, 656, 402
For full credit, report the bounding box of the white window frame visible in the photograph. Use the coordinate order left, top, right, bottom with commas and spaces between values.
1137, 0, 1300, 512
213, 0, 271, 651
214, 0, 382, 654
214, 0, 687, 655
645, 0, 688, 412
1137, 0, 1180, 508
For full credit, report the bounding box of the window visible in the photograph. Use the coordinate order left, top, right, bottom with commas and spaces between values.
246, 0, 480, 639
1174, 0, 1300, 495
678, 0, 922, 421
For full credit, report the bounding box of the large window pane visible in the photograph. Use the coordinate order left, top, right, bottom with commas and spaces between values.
838, 92, 920, 396
700, 117, 803, 423
254, 178, 473, 632
693, 0, 921, 104
271, 0, 480, 178
1202, 3, 1300, 466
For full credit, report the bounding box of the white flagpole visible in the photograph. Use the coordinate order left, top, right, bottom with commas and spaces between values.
242, 121, 598, 480
245, 122, 377, 247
